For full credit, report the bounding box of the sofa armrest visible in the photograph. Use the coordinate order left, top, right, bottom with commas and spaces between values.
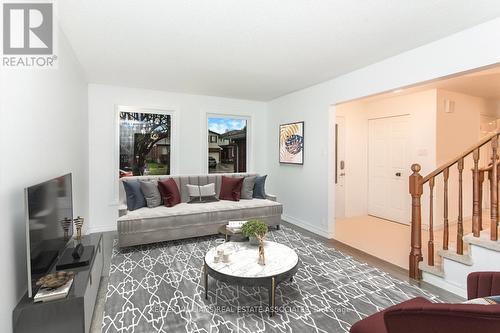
467, 271, 500, 299
384, 301, 500, 333
118, 204, 128, 217
265, 194, 277, 202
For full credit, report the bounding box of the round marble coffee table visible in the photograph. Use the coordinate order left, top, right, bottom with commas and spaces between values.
203, 241, 299, 316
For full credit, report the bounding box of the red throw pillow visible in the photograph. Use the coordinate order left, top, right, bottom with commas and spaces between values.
219, 176, 244, 201
158, 178, 181, 207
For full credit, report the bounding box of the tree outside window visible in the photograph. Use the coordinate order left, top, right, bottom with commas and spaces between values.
119, 112, 171, 177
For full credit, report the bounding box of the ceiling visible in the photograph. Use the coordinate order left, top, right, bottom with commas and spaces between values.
59, 1, 500, 101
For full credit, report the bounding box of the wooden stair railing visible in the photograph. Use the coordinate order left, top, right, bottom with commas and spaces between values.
409, 131, 500, 280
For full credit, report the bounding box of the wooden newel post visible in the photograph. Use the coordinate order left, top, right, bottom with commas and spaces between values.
409, 163, 423, 280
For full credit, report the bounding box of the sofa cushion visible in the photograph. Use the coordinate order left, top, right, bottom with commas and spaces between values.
241, 176, 256, 199
117, 199, 282, 232
158, 178, 181, 207
220, 176, 244, 201
139, 180, 162, 208
253, 175, 267, 199
123, 180, 146, 211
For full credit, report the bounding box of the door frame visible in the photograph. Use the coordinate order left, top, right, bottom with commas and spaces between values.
335, 116, 346, 219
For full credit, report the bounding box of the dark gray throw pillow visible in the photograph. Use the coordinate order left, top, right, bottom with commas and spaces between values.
123, 180, 146, 211
241, 176, 256, 199
139, 180, 162, 208
253, 175, 267, 199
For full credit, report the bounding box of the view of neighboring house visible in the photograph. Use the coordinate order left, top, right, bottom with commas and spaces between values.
208, 118, 247, 173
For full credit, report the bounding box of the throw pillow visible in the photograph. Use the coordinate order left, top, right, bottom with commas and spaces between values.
186, 183, 218, 203
139, 180, 162, 208
158, 178, 181, 207
240, 176, 256, 199
123, 180, 146, 211
219, 176, 244, 201
253, 175, 267, 199
464, 295, 500, 305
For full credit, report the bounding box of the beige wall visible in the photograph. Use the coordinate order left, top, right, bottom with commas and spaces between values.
336, 89, 437, 220
337, 88, 499, 227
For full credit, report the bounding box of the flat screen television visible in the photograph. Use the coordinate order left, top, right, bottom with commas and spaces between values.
25, 173, 73, 298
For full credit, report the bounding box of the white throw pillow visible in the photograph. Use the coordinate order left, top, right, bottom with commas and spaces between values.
186, 183, 216, 197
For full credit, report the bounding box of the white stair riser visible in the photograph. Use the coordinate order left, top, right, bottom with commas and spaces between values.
422, 244, 500, 297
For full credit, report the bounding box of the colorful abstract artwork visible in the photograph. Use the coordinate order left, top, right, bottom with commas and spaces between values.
279, 121, 304, 164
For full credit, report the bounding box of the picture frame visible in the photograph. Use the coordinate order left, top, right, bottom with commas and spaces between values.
279, 121, 304, 165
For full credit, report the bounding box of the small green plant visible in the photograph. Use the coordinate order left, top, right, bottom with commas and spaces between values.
241, 219, 268, 238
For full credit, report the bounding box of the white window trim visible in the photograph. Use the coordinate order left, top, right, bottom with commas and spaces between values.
204, 113, 251, 174
112, 105, 178, 205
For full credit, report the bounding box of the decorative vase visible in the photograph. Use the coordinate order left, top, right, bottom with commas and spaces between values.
249, 236, 260, 246
74, 216, 84, 241
257, 237, 266, 265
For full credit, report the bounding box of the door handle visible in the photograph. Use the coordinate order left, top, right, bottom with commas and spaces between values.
395, 172, 402, 177
340, 173, 345, 176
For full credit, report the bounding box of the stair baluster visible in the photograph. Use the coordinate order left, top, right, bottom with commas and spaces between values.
457, 158, 464, 255
472, 148, 480, 237
491, 136, 498, 241
428, 177, 435, 266
443, 168, 449, 250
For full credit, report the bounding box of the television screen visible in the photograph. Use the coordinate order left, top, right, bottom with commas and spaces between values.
25, 173, 73, 297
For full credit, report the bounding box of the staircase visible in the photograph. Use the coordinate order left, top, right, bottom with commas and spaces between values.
409, 132, 500, 297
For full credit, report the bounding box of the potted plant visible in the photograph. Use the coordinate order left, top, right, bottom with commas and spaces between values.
242, 220, 268, 246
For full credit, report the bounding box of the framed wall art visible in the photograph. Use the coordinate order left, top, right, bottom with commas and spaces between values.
279, 121, 304, 164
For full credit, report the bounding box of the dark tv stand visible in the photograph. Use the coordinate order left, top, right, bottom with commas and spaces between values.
13, 233, 103, 333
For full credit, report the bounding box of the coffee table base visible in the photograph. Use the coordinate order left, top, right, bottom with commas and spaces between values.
203, 261, 298, 316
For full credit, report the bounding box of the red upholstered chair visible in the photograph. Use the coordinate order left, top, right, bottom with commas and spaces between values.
350, 272, 500, 333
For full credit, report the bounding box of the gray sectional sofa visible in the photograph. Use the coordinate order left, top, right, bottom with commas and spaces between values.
117, 173, 282, 247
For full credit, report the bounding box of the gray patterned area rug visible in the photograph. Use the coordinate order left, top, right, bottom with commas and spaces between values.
102, 226, 438, 333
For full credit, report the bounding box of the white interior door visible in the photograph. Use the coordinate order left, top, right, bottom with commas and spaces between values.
368, 115, 410, 224
335, 116, 346, 219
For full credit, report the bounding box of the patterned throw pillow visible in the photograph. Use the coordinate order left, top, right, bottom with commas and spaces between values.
464, 295, 500, 305
186, 183, 218, 203
123, 180, 146, 211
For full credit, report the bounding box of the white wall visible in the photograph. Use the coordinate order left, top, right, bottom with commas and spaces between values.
0, 30, 88, 332
87, 84, 268, 232
267, 17, 500, 238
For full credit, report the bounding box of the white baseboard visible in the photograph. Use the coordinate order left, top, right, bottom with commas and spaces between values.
87, 224, 117, 234
422, 271, 467, 298
282, 215, 333, 239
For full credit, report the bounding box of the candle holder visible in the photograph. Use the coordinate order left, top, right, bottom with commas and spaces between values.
73, 216, 84, 241
60, 217, 72, 241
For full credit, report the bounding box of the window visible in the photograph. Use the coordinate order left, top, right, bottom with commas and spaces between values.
119, 111, 171, 177
208, 117, 247, 173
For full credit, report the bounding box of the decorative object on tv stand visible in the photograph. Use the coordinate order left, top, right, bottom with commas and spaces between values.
241, 219, 268, 265
60, 217, 72, 241
279, 121, 304, 165
36, 271, 75, 290
73, 216, 84, 240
